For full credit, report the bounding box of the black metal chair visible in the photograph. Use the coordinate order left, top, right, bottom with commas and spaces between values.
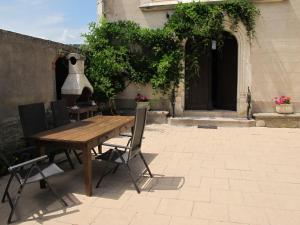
51, 100, 83, 164
18, 102, 75, 169
95, 107, 153, 193
51, 100, 98, 157
0, 150, 67, 224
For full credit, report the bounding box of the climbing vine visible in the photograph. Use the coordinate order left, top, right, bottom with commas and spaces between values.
82, 0, 259, 111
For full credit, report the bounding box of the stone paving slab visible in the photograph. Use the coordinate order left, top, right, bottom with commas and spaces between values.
1, 124, 300, 225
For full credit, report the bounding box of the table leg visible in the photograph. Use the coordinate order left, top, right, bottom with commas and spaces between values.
98, 145, 102, 154
83, 146, 92, 196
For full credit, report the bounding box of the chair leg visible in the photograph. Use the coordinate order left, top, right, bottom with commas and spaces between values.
92, 148, 98, 156
64, 150, 74, 169
112, 164, 120, 174
7, 183, 25, 224
139, 153, 153, 178
1, 174, 13, 203
44, 179, 67, 207
96, 150, 116, 188
72, 150, 82, 164
116, 151, 140, 194
95, 161, 111, 188
125, 164, 140, 194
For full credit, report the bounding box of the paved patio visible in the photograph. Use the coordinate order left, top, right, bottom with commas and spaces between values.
1, 124, 300, 225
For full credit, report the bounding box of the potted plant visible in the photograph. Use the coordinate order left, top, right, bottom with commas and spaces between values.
274, 96, 293, 114
135, 93, 150, 110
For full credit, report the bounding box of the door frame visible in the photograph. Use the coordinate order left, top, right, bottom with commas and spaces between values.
174, 20, 251, 117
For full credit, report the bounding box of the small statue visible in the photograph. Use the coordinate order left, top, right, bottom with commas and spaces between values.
247, 86, 252, 120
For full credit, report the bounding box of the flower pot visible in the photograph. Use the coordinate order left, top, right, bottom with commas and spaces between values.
136, 101, 150, 110
275, 104, 294, 114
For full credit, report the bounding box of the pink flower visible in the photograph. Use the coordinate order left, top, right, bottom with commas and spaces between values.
274, 96, 291, 105
135, 93, 149, 102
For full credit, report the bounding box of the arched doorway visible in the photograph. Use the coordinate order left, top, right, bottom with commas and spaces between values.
185, 32, 238, 111
55, 57, 68, 100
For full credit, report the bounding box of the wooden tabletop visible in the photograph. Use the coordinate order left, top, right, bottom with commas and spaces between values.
31, 115, 135, 144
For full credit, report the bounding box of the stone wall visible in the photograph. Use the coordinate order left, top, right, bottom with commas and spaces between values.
0, 29, 76, 150
100, 0, 300, 116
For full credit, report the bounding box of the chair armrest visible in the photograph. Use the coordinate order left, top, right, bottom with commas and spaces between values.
8, 155, 48, 172
119, 133, 145, 139
102, 143, 131, 150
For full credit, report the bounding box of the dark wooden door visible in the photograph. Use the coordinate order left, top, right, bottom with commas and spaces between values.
185, 41, 212, 110
185, 32, 238, 111
212, 33, 238, 110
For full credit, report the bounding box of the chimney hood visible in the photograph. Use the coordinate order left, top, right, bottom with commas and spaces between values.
61, 53, 94, 95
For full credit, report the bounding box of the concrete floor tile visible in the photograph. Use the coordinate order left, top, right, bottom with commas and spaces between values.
170, 216, 209, 225
215, 169, 243, 179
123, 196, 161, 213
274, 194, 300, 210
229, 205, 268, 225
156, 198, 194, 217
266, 208, 300, 225
202, 161, 226, 169
192, 202, 229, 221
129, 212, 171, 225
147, 186, 180, 199
91, 192, 132, 209
242, 192, 279, 208
52, 205, 102, 225
229, 179, 260, 193
211, 189, 243, 205
209, 221, 249, 225
201, 178, 230, 190
178, 187, 210, 202
91, 208, 136, 225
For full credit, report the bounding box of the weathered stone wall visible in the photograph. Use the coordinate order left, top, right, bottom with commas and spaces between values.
100, 0, 300, 115
0, 29, 76, 150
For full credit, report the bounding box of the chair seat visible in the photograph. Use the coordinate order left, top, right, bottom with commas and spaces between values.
96, 149, 129, 163
23, 163, 64, 184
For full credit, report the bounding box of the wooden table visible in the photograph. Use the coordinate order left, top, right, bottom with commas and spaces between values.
30, 115, 135, 196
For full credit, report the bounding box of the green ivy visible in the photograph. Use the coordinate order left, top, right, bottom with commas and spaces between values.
82, 0, 259, 106
82, 19, 182, 102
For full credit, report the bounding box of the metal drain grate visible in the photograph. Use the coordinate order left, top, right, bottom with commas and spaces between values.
197, 125, 218, 129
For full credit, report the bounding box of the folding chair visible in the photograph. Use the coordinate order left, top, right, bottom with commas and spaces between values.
19, 102, 75, 169
0, 151, 67, 224
95, 107, 153, 193
51, 100, 83, 164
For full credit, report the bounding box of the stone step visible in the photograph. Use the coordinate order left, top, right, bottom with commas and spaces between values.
183, 110, 238, 118
168, 116, 255, 127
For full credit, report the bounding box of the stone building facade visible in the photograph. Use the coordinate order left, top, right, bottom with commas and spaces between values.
0, 29, 76, 150
97, 0, 300, 117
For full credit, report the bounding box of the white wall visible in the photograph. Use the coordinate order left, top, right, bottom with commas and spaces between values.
251, 0, 300, 112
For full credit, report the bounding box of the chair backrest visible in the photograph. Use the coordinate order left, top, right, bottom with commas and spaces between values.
51, 100, 70, 127
128, 107, 147, 160
18, 103, 48, 138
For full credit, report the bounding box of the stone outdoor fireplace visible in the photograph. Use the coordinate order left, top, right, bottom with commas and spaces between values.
60, 53, 98, 120
61, 53, 94, 107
